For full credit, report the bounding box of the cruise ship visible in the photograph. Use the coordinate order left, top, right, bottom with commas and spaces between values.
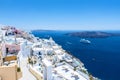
0, 25, 99, 80
80, 39, 91, 44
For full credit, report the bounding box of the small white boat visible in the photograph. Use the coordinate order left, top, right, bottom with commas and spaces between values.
80, 39, 91, 44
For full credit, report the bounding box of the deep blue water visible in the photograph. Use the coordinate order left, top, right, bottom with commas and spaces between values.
32, 30, 120, 80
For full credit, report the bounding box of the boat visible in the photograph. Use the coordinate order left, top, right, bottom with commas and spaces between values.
80, 39, 91, 44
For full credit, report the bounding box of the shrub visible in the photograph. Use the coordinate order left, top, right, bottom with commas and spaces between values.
17, 67, 21, 72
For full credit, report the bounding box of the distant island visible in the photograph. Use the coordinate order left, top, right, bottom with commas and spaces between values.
65, 31, 120, 38
32, 30, 58, 32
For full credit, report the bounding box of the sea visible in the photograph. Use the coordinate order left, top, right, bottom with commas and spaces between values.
32, 30, 120, 80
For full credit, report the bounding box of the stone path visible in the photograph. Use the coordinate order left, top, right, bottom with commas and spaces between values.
19, 57, 37, 80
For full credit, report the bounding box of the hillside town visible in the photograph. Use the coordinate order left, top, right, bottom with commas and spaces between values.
0, 26, 99, 80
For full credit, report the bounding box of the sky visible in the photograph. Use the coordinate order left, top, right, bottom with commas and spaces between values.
0, 0, 120, 31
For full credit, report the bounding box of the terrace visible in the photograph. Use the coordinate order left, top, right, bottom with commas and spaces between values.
54, 65, 88, 80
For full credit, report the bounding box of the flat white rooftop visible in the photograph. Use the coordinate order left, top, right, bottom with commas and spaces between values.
54, 65, 88, 80
42, 58, 52, 67
54, 49, 63, 54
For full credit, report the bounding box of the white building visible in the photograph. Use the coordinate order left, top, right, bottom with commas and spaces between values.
42, 58, 52, 80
